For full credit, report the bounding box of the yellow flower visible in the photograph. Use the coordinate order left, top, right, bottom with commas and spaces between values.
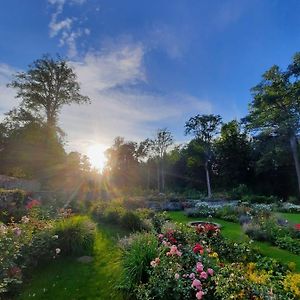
247, 270, 269, 284
209, 252, 218, 258
247, 262, 256, 272
283, 273, 300, 297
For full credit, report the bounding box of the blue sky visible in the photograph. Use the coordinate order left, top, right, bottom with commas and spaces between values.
1, 0, 300, 161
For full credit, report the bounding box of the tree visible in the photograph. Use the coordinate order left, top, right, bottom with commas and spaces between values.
185, 114, 222, 198
244, 52, 300, 197
105, 137, 142, 188
150, 129, 174, 192
0, 120, 66, 181
8, 54, 90, 128
214, 120, 253, 188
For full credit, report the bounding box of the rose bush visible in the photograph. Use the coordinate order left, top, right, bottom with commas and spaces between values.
120, 219, 298, 299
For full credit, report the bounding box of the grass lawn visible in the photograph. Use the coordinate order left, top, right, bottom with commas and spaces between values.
17, 223, 127, 300
278, 212, 300, 223
167, 211, 300, 272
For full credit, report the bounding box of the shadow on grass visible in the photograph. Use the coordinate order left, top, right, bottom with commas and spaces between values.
16, 223, 129, 300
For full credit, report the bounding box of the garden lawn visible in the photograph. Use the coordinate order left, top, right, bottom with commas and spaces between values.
167, 211, 300, 272
278, 212, 300, 224
17, 223, 127, 300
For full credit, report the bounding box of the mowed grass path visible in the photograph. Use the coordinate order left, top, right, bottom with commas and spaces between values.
167, 211, 300, 272
17, 224, 126, 300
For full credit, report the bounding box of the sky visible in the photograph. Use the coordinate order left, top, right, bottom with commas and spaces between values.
1, 0, 300, 165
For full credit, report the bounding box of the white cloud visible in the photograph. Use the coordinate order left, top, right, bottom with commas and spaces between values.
72, 43, 145, 91
0, 64, 19, 121
50, 17, 73, 37
48, 0, 89, 57
0, 41, 213, 157
60, 42, 212, 154
148, 24, 191, 59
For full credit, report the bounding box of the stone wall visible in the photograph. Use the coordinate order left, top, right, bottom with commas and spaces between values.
0, 175, 40, 192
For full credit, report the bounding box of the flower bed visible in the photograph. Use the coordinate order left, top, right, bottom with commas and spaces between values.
119, 217, 299, 299
0, 206, 96, 297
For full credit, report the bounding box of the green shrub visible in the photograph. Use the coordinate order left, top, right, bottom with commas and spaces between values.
215, 205, 239, 222
120, 232, 158, 293
123, 197, 147, 210
275, 236, 300, 255
243, 223, 268, 241
242, 194, 279, 204
21, 228, 59, 267
230, 184, 250, 199
54, 216, 96, 256
120, 211, 144, 231
0, 189, 27, 222
287, 196, 299, 204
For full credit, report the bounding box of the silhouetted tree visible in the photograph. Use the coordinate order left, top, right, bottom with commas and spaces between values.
185, 114, 222, 198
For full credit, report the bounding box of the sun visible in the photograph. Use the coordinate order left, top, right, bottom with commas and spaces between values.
86, 143, 108, 171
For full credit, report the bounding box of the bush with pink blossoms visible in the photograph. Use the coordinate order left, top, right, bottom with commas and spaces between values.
122, 221, 297, 300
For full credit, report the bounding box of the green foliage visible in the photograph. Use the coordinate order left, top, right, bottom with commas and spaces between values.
230, 184, 250, 199
54, 216, 96, 256
275, 236, 300, 255
215, 121, 253, 188
91, 199, 150, 234
17, 223, 124, 300
0, 189, 27, 222
120, 211, 145, 231
9, 54, 90, 127
120, 232, 159, 293
242, 194, 279, 204
245, 52, 300, 196
123, 197, 147, 210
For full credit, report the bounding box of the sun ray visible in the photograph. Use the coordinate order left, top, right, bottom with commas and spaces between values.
86, 143, 107, 171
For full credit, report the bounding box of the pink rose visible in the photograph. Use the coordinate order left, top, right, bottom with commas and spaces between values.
150, 257, 160, 267
192, 279, 201, 290
207, 268, 214, 276
196, 262, 203, 273
189, 272, 195, 280
196, 290, 204, 299
174, 273, 180, 280
200, 271, 208, 279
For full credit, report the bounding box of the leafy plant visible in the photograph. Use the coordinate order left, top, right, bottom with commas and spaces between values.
54, 216, 96, 256
120, 232, 158, 293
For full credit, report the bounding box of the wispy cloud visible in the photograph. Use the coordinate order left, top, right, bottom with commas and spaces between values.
0, 40, 213, 155
48, 0, 89, 57
60, 40, 212, 153
148, 23, 192, 59
0, 64, 19, 121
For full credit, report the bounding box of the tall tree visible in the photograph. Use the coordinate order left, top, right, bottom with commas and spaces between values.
214, 120, 253, 188
151, 129, 174, 192
8, 54, 90, 128
244, 52, 300, 196
105, 137, 141, 188
185, 114, 222, 198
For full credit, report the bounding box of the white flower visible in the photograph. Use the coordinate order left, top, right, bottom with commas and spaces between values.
52, 235, 59, 239
55, 248, 61, 254
0, 224, 7, 235
21, 216, 30, 223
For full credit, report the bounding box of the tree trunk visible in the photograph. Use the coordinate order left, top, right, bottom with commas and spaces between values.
147, 166, 150, 190
290, 135, 300, 196
157, 161, 160, 192
161, 160, 165, 192
204, 161, 212, 198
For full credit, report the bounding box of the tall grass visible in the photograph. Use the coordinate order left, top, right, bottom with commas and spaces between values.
54, 215, 96, 256
120, 232, 158, 294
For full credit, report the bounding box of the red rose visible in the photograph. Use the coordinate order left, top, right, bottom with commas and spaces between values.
295, 224, 300, 231
25, 199, 41, 210
193, 243, 204, 254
